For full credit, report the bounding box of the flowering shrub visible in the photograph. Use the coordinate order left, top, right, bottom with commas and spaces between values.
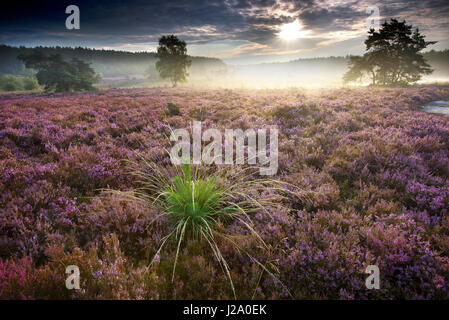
0, 86, 448, 299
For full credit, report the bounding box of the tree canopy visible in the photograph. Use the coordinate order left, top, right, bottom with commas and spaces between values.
344, 19, 436, 86
17, 49, 100, 92
155, 35, 191, 87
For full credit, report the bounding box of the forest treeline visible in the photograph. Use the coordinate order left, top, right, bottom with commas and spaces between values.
250, 52, 449, 78
0, 45, 227, 79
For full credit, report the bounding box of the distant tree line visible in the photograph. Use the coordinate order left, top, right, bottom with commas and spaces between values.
0, 45, 226, 78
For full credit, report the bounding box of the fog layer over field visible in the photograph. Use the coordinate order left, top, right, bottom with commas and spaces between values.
1, 46, 448, 88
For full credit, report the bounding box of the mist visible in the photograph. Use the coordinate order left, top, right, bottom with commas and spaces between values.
1, 45, 449, 89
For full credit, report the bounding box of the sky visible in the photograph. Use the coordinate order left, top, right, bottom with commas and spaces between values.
1, 0, 448, 65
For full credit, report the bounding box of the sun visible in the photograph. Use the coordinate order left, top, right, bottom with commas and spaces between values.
277, 20, 309, 41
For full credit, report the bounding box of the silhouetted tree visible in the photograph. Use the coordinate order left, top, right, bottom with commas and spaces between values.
344, 19, 436, 86
17, 49, 100, 92
155, 35, 191, 87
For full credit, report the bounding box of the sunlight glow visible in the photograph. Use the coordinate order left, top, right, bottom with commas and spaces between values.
277, 20, 309, 41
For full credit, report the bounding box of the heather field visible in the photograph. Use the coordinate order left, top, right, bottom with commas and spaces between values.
1, 86, 449, 299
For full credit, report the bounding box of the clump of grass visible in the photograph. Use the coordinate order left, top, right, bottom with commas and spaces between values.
119, 159, 293, 298
162, 164, 233, 241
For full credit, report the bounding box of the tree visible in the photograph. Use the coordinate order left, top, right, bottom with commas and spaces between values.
155, 35, 191, 87
70, 57, 101, 91
17, 49, 100, 92
343, 19, 436, 86
22, 77, 39, 90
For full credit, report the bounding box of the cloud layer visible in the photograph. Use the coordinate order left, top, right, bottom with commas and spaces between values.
1, 0, 448, 63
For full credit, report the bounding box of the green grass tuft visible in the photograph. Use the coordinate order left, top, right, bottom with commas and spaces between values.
163, 163, 235, 241
107, 158, 298, 299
